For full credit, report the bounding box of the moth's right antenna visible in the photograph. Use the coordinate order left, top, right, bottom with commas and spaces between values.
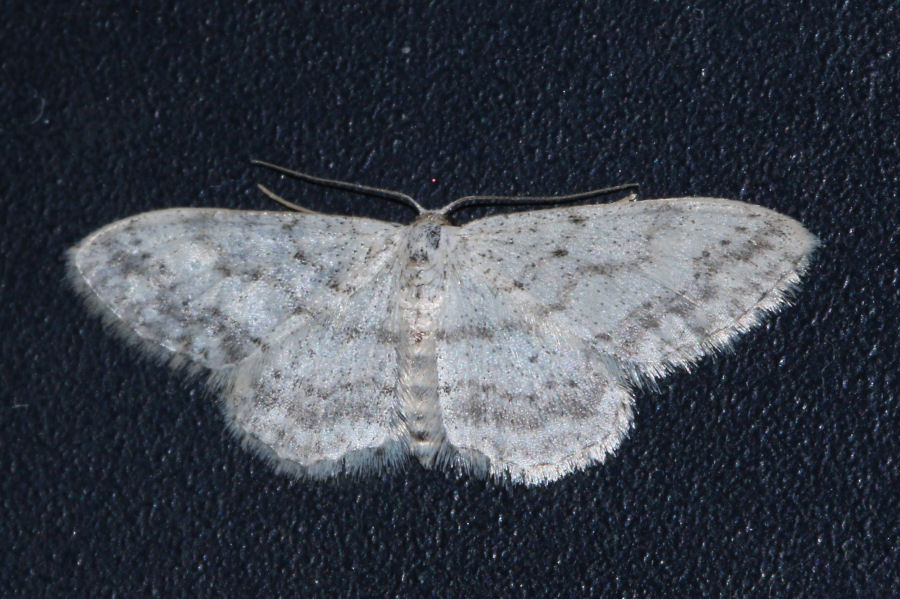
251, 160, 426, 214
439, 182, 639, 216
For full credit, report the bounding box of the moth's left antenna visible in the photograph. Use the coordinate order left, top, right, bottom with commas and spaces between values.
251, 160, 426, 214
255, 183, 322, 215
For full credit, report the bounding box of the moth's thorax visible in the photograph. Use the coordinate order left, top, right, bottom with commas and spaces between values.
395, 211, 452, 465
398, 213, 452, 319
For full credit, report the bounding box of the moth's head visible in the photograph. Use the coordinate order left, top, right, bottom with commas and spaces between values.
406, 212, 451, 264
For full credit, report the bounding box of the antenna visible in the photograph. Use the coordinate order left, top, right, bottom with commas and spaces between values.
439, 183, 639, 216
251, 160, 426, 214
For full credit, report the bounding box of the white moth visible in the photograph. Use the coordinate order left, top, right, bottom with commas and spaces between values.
67, 162, 817, 484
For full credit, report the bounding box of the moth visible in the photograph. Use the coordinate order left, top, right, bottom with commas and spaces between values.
67, 161, 817, 484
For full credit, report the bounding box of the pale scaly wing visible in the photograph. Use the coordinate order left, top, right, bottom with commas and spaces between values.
435, 229, 634, 484
68, 207, 407, 476
433, 197, 816, 483
456, 198, 817, 381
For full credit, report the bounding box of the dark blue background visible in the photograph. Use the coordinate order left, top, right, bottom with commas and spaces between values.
2, 2, 896, 597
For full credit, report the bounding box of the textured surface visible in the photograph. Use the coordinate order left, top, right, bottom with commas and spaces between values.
68, 197, 815, 485
2, 1, 896, 597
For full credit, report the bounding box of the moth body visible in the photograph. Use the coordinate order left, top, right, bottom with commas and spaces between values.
397, 213, 452, 467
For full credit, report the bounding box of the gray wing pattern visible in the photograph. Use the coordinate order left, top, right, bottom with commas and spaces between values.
435, 232, 634, 483
222, 251, 408, 476
434, 197, 816, 482
456, 198, 817, 380
68, 207, 406, 475
68, 208, 400, 369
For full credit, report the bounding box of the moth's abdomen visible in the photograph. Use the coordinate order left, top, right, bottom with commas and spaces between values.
397, 321, 444, 466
